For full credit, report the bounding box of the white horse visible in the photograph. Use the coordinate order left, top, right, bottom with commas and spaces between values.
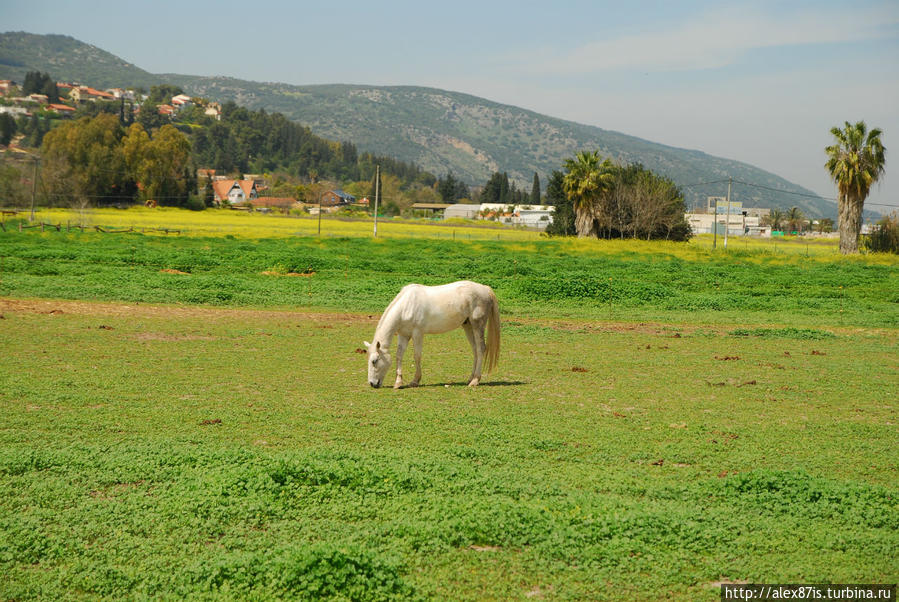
365, 280, 500, 388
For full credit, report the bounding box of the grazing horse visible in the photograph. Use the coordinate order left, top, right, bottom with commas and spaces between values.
365, 281, 500, 388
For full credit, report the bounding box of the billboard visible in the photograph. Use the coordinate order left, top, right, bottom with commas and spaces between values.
715, 200, 742, 212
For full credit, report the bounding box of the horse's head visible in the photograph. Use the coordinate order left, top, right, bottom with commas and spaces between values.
364, 340, 390, 388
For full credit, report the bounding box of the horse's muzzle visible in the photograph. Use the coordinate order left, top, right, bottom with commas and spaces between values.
370, 380, 381, 388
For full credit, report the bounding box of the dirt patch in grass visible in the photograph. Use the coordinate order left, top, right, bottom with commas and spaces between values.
260, 271, 315, 277
0, 298, 378, 324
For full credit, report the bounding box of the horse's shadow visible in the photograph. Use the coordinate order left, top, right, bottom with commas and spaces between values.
415, 380, 527, 388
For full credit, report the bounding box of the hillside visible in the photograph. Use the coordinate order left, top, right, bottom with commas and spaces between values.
0, 32, 161, 89
1, 32, 838, 216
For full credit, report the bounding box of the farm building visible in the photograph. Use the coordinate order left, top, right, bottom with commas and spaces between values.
443, 204, 481, 220
248, 197, 298, 212
685, 212, 766, 236
320, 190, 356, 207
477, 204, 555, 230
410, 203, 451, 217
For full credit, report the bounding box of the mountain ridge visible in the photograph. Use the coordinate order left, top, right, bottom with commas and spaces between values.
0, 31, 838, 217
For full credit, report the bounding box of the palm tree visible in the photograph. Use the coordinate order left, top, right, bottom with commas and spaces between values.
787, 206, 805, 234
825, 121, 886, 254
562, 151, 613, 237
765, 209, 786, 231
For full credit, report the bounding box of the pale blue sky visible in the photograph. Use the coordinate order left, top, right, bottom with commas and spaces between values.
5, 0, 899, 210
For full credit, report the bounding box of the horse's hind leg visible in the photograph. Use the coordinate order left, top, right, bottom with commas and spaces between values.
462, 322, 480, 385
410, 331, 423, 387
468, 321, 487, 387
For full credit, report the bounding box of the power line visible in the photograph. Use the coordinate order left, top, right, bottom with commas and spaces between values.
733, 179, 836, 201
680, 177, 898, 209
679, 178, 731, 189
732, 179, 898, 209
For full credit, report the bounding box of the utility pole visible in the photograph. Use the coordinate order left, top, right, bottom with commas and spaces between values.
723, 177, 732, 249
373, 164, 380, 237
317, 190, 323, 236
713, 199, 718, 249
29, 157, 38, 222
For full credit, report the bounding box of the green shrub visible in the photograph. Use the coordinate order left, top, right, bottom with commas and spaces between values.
864, 212, 899, 254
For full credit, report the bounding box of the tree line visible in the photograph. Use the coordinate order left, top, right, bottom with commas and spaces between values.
15, 88, 443, 209
546, 151, 691, 241
40, 114, 197, 208
190, 101, 435, 189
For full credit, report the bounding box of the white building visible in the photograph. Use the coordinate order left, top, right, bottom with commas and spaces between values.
453, 203, 555, 230
686, 212, 767, 236
0, 106, 30, 117
443, 204, 481, 220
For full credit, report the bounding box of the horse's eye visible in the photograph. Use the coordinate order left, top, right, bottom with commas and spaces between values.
371, 358, 377, 366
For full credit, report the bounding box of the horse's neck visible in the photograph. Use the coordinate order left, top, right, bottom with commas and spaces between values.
374, 302, 401, 349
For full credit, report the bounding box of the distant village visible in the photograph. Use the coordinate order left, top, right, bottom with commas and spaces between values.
0, 77, 835, 237
0, 78, 221, 121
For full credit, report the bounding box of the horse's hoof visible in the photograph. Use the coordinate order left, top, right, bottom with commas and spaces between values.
468, 379, 480, 387
408, 381, 419, 388
393, 381, 403, 389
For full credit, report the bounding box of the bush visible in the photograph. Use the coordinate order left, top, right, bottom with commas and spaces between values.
864, 212, 899, 254
184, 195, 206, 211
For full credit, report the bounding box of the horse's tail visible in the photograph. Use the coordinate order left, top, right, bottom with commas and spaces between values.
485, 288, 501, 373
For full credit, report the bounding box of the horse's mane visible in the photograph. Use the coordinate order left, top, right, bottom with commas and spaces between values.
374, 285, 410, 338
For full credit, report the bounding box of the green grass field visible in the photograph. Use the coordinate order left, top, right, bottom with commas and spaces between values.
1, 214, 897, 600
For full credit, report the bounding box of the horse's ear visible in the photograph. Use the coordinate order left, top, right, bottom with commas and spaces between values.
364, 341, 371, 349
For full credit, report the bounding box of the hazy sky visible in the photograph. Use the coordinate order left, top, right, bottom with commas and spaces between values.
6, 0, 899, 211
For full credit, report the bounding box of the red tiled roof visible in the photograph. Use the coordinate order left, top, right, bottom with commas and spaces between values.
47, 103, 75, 112
87, 87, 114, 99
211, 180, 235, 201
237, 180, 255, 198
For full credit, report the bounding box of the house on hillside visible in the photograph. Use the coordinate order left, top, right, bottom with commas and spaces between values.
171, 94, 192, 110
0, 106, 30, 117
107, 88, 136, 101
47, 103, 76, 117
157, 104, 175, 116
0, 80, 15, 95
211, 179, 258, 206
320, 189, 356, 207
69, 86, 115, 103
204, 102, 222, 120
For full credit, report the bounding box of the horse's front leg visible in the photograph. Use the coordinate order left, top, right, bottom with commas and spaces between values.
409, 331, 423, 387
394, 335, 409, 389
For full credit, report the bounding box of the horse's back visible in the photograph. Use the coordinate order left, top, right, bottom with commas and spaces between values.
393, 281, 494, 334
